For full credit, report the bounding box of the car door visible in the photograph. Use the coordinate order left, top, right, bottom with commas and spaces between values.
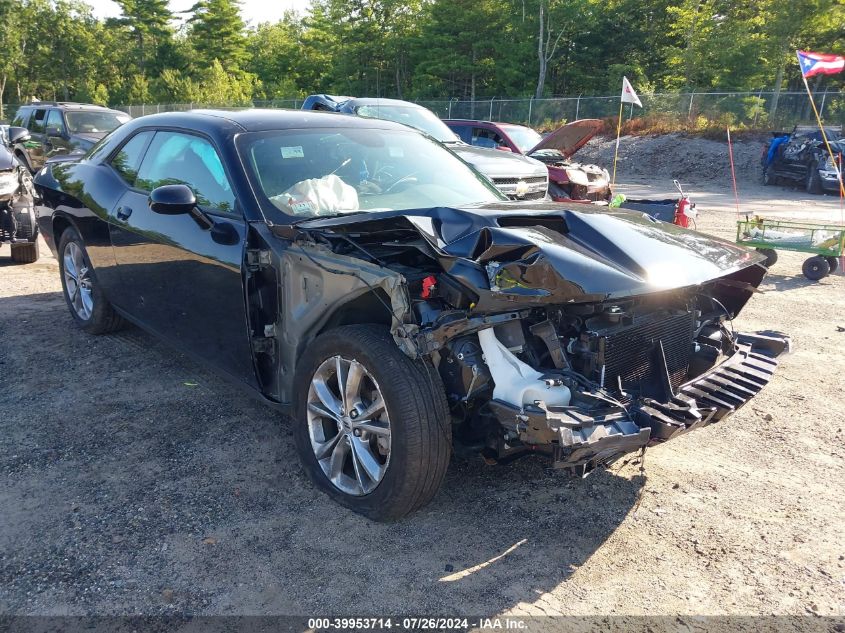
108, 129, 257, 388
26, 108, 48, 169
44, 109, 71, 160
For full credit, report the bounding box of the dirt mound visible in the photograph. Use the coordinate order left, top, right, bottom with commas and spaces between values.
577, 133, 765, 185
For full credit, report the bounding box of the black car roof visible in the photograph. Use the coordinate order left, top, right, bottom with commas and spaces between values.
177, 108, 408, 133
98, 109, 413, 160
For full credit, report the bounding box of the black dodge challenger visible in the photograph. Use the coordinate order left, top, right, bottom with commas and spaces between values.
34, 109, 790, 520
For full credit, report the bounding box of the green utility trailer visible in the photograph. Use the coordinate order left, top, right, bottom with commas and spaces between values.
736, 216, 845, 280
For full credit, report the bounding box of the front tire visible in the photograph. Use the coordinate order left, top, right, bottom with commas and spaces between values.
293, 324, 451, 521
58, 227, 126, 334
10, 240, 38, 263
756, 248, 778, 268
806, 162, 822, 194
826, 256, 839, 274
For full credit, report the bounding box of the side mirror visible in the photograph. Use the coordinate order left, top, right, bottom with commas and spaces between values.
46, 125, 63, 138
149, 184, 197, 215
7, 126, 30, 144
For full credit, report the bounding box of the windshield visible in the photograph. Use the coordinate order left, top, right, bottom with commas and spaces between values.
238, 127, 503, 220
65, 111, 130, 135
353, 104, 459, 143
501, 124, 543, 153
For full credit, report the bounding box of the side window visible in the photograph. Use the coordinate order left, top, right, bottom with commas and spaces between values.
449, 125, 471, 143
109, 131, 153, 186
29, 109, 47, 134
11, 107, 30, 127
471, 127, 501, 149
45, 109, 65, 135
136, 131, 235, 213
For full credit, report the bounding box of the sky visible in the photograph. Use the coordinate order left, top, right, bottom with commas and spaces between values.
85, 0, 312, 26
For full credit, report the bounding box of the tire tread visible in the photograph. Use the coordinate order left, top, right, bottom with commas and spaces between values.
10, 241, 38, 263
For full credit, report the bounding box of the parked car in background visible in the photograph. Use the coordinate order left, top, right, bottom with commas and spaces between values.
34, 109, 789, 520
301, 94, 549, 200
445, 118, 611, 202
11, 102, 131, 172
762, 125, 843, 194
0, 125, 40, 262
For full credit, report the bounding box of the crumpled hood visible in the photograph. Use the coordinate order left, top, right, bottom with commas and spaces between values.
295, 202, 764, 306
449, 143, 548, 179
529, 119, 603, 158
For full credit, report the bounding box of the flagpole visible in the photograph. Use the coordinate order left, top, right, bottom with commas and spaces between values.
727, 127, 741, 216
800, 70, 845, 198
611, 98, 624, 187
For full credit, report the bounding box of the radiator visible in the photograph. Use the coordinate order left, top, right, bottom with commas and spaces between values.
600, 310, 696, 396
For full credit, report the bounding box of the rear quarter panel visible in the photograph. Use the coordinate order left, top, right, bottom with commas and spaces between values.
34, 160, 124, 291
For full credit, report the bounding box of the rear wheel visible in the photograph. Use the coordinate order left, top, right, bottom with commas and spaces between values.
826, 256, 839, 274
10, 240, 38, 263
58, 227, 126, 334
293, 324, 451, 521
756, 248, 778, 268
802, 255, 830, 281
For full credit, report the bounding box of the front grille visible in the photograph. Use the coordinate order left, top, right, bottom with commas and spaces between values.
601, 311, 696, 395
520, 190, 547, 200
492, 176, 547, 186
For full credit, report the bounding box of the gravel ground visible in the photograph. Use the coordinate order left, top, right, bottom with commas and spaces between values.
1, 141, 844, 617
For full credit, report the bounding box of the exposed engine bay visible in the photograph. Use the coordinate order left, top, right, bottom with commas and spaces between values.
431, 292, 785, 472
534, 153, 611, 202
0, 165, 38, 244
264, 203, 790, 475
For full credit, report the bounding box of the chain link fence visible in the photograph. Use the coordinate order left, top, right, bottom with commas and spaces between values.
416, 91, 845, 129
3, 91, 842, 130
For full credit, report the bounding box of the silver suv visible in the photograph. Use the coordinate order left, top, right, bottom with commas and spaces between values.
301, 95, 549, 200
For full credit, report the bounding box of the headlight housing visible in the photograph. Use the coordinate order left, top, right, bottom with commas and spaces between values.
565, 168, 590, 186
0, 170, 19, 196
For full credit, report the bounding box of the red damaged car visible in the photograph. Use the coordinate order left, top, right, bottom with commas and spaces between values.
445, 118, 610, 202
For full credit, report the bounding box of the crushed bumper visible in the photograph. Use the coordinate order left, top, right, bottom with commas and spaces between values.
490, 331, 791, 475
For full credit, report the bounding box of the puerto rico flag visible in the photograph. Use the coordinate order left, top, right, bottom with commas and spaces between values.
797, 50, 845, 78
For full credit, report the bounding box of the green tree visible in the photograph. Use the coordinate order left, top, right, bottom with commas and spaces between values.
195, 59, 253, 105
0, 0, 27, 116
114, 0, 174, 76
246, 13, 307, 98
126, 74, 152, 104
188, 0, 248, 73
411, 0, 512, 99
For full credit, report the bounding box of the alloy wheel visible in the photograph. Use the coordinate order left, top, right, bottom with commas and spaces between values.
63, 241, 94, 321
306, 355, 391, 496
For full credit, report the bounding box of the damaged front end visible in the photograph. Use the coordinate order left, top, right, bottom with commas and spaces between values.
0, 158, 37, 244
286, 203, 790, 475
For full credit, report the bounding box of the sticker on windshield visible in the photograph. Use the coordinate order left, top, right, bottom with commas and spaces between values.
388, 146, 404, 157
280, 146, 305, 159
286, 197, 317, 215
